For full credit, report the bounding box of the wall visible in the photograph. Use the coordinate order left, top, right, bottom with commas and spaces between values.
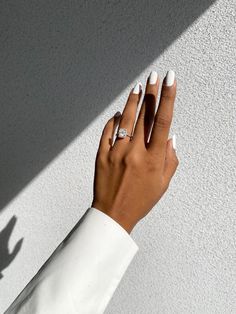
0, 0, 235, 313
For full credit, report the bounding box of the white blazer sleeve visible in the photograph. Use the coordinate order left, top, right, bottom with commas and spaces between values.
5, 207, 139, 314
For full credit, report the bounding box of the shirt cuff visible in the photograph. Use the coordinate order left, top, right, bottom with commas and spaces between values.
67, 207, 139, 313
5, 207, 139, 314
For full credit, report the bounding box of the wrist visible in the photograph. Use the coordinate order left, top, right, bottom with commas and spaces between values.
105, 210, 137, 234
91, 202, 137, 234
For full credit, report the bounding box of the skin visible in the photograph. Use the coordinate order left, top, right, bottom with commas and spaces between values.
91, 71, 179, 234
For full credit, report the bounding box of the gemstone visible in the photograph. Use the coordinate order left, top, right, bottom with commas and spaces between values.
118, 128, 127, 138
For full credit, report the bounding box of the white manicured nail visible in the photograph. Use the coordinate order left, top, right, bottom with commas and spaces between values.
165, 70, 175, 86
172, 134, 177, 150
149, 70, 158, 84
133, 82, 142, 94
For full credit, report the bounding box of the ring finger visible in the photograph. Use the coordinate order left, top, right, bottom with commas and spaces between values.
112, 82, 142, 150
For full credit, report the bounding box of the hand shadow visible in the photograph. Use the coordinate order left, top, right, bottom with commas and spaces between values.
0, 216, 23, 279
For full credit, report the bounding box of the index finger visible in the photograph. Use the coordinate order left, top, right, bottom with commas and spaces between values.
148, 70, 177, 159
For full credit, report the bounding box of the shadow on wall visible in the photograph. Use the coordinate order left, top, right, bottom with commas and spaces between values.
0, 0, 215, 213
0, 216, 23, 279
3, 210, 90, 314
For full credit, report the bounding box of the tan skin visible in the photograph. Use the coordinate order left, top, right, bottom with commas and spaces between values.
91, 71, 179, 234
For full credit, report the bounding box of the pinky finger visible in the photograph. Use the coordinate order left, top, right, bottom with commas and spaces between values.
163, 136, 179, 185
97, 111, 121, 155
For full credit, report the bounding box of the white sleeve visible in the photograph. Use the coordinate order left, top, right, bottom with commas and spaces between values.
5, 207, 139, 314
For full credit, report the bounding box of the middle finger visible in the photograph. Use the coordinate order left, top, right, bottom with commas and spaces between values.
132, 70, 160, 147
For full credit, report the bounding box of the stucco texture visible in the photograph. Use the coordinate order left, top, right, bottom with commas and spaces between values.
0, 0, 235, 313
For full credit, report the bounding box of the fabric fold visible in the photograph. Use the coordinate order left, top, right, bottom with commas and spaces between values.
5, 207, 139, 314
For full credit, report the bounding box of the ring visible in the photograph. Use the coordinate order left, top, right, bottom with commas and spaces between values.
116, 128, 133, 139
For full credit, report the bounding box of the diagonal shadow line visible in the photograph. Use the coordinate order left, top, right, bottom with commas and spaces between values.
0, 0, 216, 212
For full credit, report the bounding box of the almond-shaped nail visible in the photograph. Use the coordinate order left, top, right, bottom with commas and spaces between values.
164, 70, 175, 86
172, 134, 177, 150
133, 82, 142, 94
149, 70, 158, 84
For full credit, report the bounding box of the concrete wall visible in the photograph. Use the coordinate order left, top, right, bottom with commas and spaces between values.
0, 0, 235, 313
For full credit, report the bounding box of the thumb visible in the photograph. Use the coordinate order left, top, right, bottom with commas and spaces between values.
163, 135, 179, 184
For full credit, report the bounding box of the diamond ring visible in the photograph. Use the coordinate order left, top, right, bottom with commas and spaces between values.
116, 128, 133, 139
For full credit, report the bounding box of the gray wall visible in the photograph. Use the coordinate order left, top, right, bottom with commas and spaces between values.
0, 0, 235, 313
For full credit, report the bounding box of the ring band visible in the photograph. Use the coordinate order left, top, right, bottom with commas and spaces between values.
116, 128, 133, 139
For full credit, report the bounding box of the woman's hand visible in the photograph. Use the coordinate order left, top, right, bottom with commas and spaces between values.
91, 70, 179, 233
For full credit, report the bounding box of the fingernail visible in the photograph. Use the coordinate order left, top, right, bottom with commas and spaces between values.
149, 70, 158, 84
133, 82, 142, 94
172, 134, 177, 150
114, 111, 121, 117
164, 70, 175, 86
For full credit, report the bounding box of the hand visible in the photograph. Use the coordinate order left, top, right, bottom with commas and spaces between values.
91, 70, 179, 233
0, 216, 23, 278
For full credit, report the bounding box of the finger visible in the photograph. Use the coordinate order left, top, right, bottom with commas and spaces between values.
0, 215, 17, 244
163, 136, 179, 184
132, 71, 160, 147
113, 82, 142, 150
97, 112, 122, 155
9, 237, 24, 261
148, 70, 177, 162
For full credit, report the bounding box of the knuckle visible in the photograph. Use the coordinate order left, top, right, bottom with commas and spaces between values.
108, 152, 122, 165
96, 153, 107, 167
124, 151, 141, 166
155, 114, 171, 129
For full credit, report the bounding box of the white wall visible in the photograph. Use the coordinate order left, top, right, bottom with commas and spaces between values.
0, 0, 235, 313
